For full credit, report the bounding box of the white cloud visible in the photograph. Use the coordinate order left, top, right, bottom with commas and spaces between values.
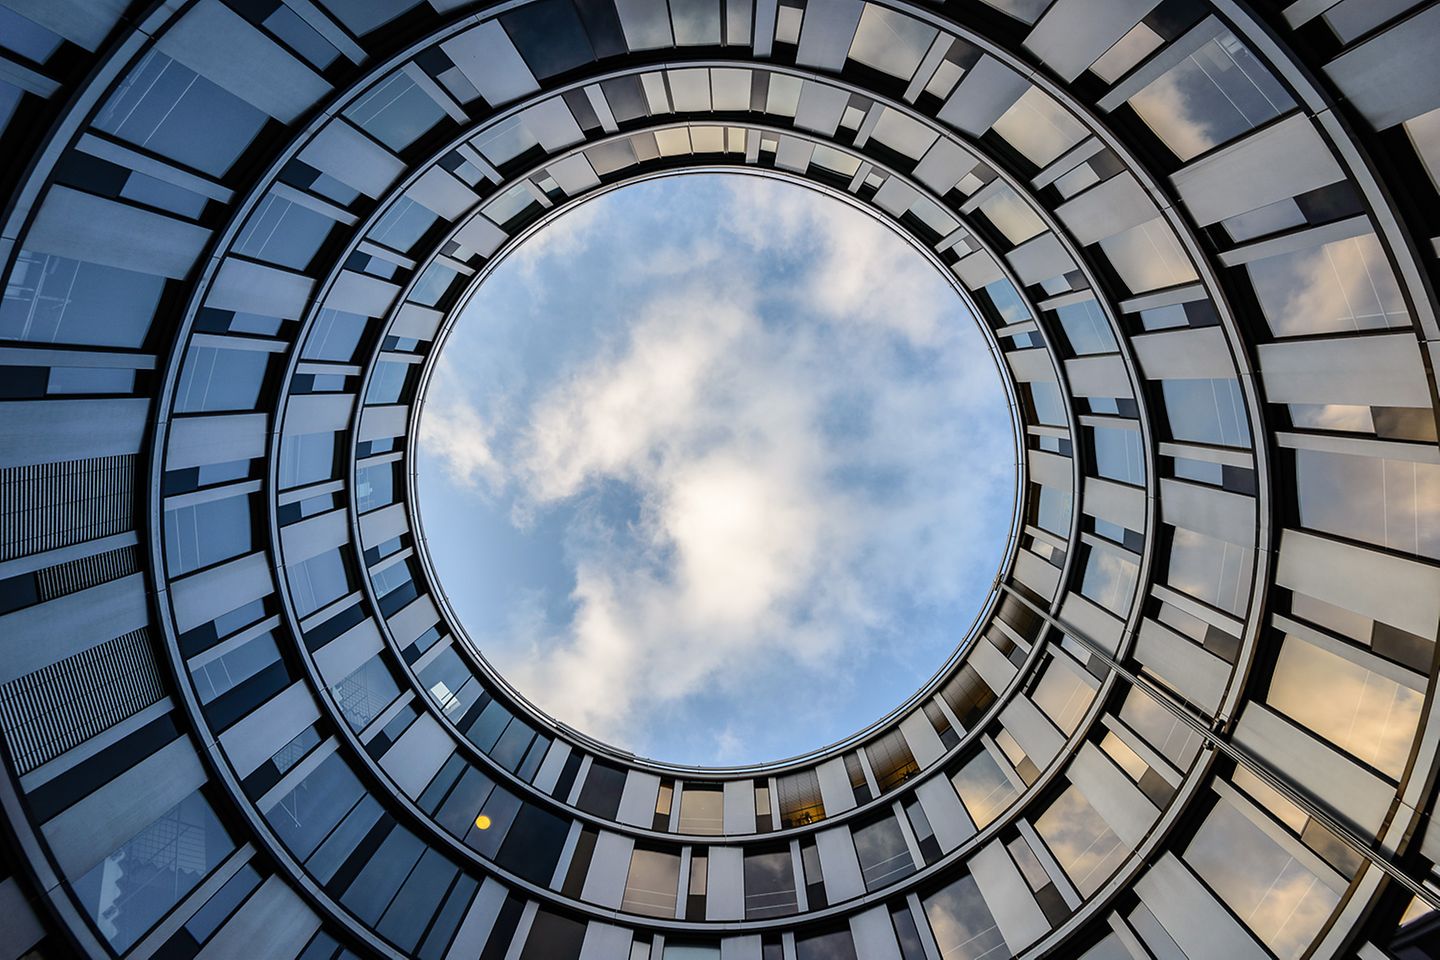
417, 359, 506, 492
425, 176, 1017, 757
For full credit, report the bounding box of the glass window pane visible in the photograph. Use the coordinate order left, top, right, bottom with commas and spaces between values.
1159, 378, 1250, 447
1079, 544, 1139, 615
1, 250, 163, 347
175, 347, 274, 412
853, 816, 916, 890
234, 194, 336, 270
1186, 797, 1342, 959
1266, 633, 1423, 778
743, 848, 797, 919
1165, 528, 1253, 616
921, 873, 1005, 960
1295, 449, 1440, 560
1090, 426, 1144, 485
71, 791, 234, 954
992, 86, 1087, 168
345, 72, 446, 151
1054, 298, 1115, 356
623, 848, 680, 918
165, 494, 253, 575
678, 786, 723, 835
1034, 784, 1129, 896
1245, 232, 1407, 337
1127, 31, 1295, 161
950, 749, 1018, 829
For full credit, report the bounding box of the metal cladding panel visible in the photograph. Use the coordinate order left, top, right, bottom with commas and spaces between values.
793, 81, 849, 136
1013, 549, 1061, 600
171, 551, 274, 633
912, 138, 979, 194
441, 22, 540, 105
815, 824, 865, 902
616, 770, 662, 827
314, 616, 384, 685
1065, 354, 1132, 398
1136, 854, 1269, 960
1232, 704, 1393, 834
1275, 528, 1440, 639
816, 756, 857, 815
195, 875, 320, 960
0, 876, 45, 958
1258, 333, 1431, 407
579, 922, 633, 960
156, 0, 330, 123
1134, 618, 1229, 711
167, 413, 267, 470
27, 185, 209, 278
970, 840, 1049, 952
0, 574, 147, 682
1028, 450, 1072, 489
1172, 114, 1344, 225
849, 905, 905, 960
381, 711, 453, 799
280, 508, 349, 563
219, 681, 321, 778
42, 737, 206, 880
1054, 173, 1156, 245
937, 56, 1028, 136
1068, 741, 1158, 848
407, 167, 478, 220
1024, 0, 1161, 81
915, 775, 976, 852
1000, 695, 1065, 768
724, 779, 758, 835
580, 831, 633, 909
209, 258, 315, 319
300, 121, 406, 198
1159, 478, 1255, 545
706, 846, 745, 920
1130, 326, 1234, 380
1083, 477, 1145, 530
899, 709, 946, 768
1007, 233, 1073, 286
1325, 3, 1440, 129
795, 0, 864, 71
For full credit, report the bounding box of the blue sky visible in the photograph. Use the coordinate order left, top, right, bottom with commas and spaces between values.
417, 173, 1015, 765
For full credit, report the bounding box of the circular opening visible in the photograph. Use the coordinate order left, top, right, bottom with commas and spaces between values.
416, 173, 1018, 766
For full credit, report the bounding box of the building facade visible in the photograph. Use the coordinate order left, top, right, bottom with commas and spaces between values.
1, 0, 1439, 958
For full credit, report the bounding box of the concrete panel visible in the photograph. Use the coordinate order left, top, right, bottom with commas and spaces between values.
381, 712, 452, 799
1025, 0, 1160, 82
1131, 326, 1234, 380
1258, 333, 1430, 408
915, 775, 975, 852
157, 0, 329, 123
219, 681, 321, 777
167, 414, 267, 470
1172, 114, 1344, 225
441, 22, 539, 106
0, 574, 147, 683
1275, 528, 1440, 641
938, 56, 1028, 135
707, 846, 745, 920
970, 841, 1048, 952
1136, 854, 1267, 960
172, 551, 273, 633
28, 185, 209, 278
300, 121, 405, 198
1055, 173, 1156, 245
43, 737, 206, 880
196, 875, 320, 960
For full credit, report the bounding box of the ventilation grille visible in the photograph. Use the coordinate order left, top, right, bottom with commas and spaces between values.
0, 455, 136, 562
0, 628, 164, 775
35, 545, 140, 602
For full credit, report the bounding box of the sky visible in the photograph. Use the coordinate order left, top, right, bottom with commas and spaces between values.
416, 173, 1016, 766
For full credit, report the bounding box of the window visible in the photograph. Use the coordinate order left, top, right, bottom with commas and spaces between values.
1127, 30, 1294, 161
678, 785, 724, 835
866, 729, 920, 792
71, 790, 234, 954
174, 346, 275, 412
921, 873, 1005, 960
1054, 298, 1115, 356
1246, 232, 1406, 337
234, 194, 336, 269
165, 494, 253, 575
1034, 485, 1072, 537
1185, 796, 1344, 959
777, 769, 825, 827
303, 309, 370, 361
853, 816, 916, 890
1165, 527, 1253, 616
1089, 425, 1144, 485
1266, 633, 1423, 779
189, 629, 281, 704
992, 86, 1087, 168
743, 848, 797, 919
1078, 544, 1139, 616
266, 750, 365, 860
1160, 378, 1250, 447
94, 51, 268, 176
279, 432, 337, 489
371, 197, 439, 252
1034, 784, 1128, 896
288, 548, 352, 616
1031, 656, 1098, 735
623, 848, 680, 918
1294, 448, 1440, 560
1, 251, 164, 347
795, 928, 860, 960
332, 654, 401, 731
951, 749, 1018, 829
344, 71, 447, 151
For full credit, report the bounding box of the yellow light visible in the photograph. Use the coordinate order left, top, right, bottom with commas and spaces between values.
474, 814, 492, 830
